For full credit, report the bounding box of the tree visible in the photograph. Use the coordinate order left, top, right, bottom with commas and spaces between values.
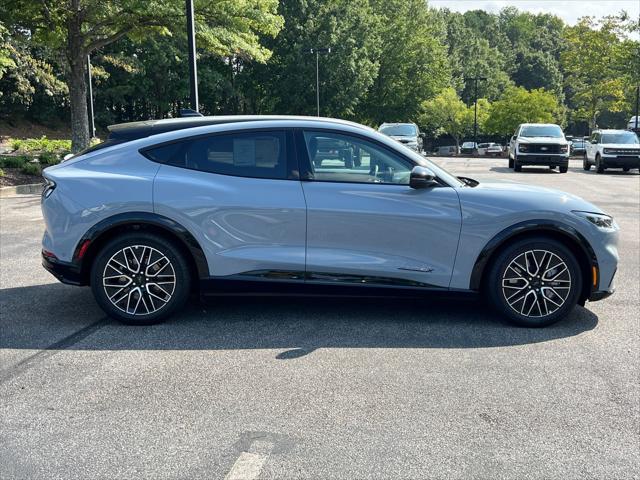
562, 16, 627, 130
2, 0, 283, 151
240, 0, 381, 118
360, 0, 449, 124
418, 87, 488, 151
485, 86, 563, 136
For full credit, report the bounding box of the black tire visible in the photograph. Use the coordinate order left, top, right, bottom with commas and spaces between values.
508, 157, 514, 168
623, 167, 630, 172
595, 155, 605, 174
486, 237, 582, 327
583, 154, 591, 171
90, 232, 191, 325
514, 157, 522, 172
559, 165, 568, 173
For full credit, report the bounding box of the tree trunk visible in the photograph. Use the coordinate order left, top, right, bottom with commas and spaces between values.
67, 4, 90, 153
68, 55, 90, 153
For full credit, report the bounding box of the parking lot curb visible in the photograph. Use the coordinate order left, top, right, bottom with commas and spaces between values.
0, 183, 43, 197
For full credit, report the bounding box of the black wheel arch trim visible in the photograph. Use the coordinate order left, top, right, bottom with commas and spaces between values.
73, 212, 209, 281
469, 220, 599, 293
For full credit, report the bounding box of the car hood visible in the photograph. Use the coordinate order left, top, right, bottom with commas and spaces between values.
518, 137, 568, 145
459, 181, 606, 215
601, 143, 640, 149
389, 135, 417, 142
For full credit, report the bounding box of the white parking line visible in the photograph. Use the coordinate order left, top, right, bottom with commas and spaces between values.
224, 439, 274, 480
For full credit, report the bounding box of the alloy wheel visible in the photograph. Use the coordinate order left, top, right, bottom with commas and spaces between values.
501, 249, 571, 318
102, 244, 176, 316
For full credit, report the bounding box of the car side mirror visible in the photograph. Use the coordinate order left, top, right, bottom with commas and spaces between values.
419, 132, 426, 139
511, 136, 516, 142
409, 166, 436, 189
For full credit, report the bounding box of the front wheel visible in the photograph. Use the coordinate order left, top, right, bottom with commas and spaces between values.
90, 232, 191, 325
559, 165, 568, 173
583, 154, 591, 171
596, 155, 605, 174
486, 237, 582, 327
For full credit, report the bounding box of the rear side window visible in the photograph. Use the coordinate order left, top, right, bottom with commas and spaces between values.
142, 131, 288, 180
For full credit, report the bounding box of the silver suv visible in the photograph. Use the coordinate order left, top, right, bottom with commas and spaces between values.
508, 123, 570, 172
378, 122, 422, 152
41, 116, 618, 327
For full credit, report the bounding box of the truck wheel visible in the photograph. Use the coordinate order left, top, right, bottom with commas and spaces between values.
508, 157, 514, 168
596, 155, 605, 174
559, 165, 568, 173
583, 154, 591, 171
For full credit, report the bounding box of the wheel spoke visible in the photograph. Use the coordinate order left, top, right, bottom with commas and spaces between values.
103, 244, 176, 316
502, 249, 572, 318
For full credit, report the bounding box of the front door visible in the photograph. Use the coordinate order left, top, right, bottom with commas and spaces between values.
298, 130, 462, 289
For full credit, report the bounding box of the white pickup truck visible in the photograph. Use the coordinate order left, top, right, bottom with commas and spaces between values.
508, 123, 570, 173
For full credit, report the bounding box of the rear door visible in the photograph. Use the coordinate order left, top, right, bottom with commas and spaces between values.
297, 129, 462, 289
149, 129, 307, 278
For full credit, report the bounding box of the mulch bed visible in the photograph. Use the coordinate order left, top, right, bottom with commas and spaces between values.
0, 168, 42, 187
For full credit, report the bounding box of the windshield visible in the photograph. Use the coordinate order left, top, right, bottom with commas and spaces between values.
601, 132, 639, 144
520, 125, 563, 138
380, 124, 416, 136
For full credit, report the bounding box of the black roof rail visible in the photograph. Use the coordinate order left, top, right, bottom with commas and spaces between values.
179, 109, 203, 117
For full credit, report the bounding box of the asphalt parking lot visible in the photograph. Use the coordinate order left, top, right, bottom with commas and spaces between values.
1, 158, 638, 479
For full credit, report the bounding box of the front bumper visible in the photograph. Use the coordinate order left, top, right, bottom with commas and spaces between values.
42, 251, 84, 286
517, 154, 569, 165
601, 155, 640, 168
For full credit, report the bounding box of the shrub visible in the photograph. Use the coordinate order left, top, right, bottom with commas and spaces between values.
21, 162, 42, 176
0, 168, 4, 177
10, 136, 72, 155
39, 151, 60, 166
0, 155, 30, 168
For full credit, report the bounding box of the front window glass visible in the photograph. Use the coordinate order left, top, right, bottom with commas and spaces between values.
601, 132, 639, 144
303, 131, 412, 185
379, 124, 417, 136
520, 125, 564, 138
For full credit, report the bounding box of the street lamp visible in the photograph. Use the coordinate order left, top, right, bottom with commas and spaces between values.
303, 47, 331, 116
464, 76, 487, 153
186, 0, 198, 111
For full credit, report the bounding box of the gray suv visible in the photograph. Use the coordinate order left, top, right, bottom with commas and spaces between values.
41, 116, 618, 327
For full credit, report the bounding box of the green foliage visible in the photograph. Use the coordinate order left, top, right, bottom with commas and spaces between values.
0, 167, 4, 177
485, 86, 563, 136
418, 88, 489, 148
562, 16, 629, 129
360, 0, 449, 124
10, 136, 71, 154
20, 162, 42, 176
0, 155, 29, 168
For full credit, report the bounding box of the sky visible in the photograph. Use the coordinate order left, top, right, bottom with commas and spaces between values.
429, 0, 640, 25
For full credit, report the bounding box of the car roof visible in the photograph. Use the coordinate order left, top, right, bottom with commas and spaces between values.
107, 115, 374, 141
519, 123, 561, 127
593, 129, 633, 133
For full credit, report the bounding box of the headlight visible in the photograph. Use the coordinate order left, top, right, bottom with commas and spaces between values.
560, 145, 568, 153
518, 144, 528, 152
603, 148, 612, 154
572, 211, 615, 230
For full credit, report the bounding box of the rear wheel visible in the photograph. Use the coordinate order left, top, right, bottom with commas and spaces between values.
486, 237, 582, 327
90, 232, 191, 325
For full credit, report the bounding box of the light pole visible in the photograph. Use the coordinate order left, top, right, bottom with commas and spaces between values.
464, 76, 487, 153
304, 47, 331, 116
186, 0, 198, 111
87, 54, 96, 138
